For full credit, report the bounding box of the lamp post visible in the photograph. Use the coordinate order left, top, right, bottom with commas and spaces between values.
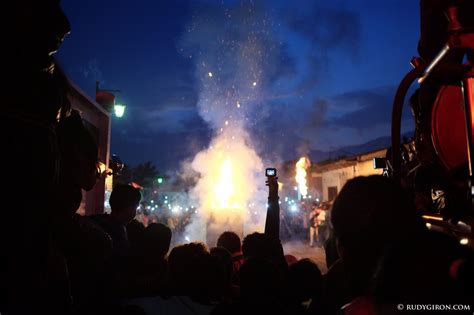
96, 81, 126, 118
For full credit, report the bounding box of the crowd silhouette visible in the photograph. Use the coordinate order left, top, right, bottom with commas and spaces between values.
1, 1, 473, 315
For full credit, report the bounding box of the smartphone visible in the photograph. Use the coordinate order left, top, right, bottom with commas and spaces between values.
266, 168, 277, 177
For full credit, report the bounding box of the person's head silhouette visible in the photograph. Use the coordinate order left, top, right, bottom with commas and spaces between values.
9, 0, 71, 72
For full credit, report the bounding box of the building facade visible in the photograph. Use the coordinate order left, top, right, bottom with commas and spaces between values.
68, 82, 112, 215
311, 149, 386, 201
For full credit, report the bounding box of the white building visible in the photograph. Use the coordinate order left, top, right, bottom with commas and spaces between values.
311, 149, 386, 201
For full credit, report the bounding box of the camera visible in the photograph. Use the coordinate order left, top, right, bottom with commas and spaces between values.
373, 157, 386, 169
266, 168, 277, 177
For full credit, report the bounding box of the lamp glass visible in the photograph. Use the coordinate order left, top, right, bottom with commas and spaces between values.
114, 104, 126, 118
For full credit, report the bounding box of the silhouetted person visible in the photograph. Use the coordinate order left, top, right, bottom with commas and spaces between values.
240, 258, 282, 300
264, 174, 280, 240
126, 219, 146, 252
54, 108, 117, 314
144, 223, 172, 260
284, 258, 322, 315
167, 243, 215, 299
324, 232, 339, 270
324, 175, 423, 314
210, 247, 236, 301
243, 232, 286, 266
213, 258, 289, 315
1, 1, 70, 314
120, 223, 171, 298
308, 204, 319, 247
128, 242, 218, 315
55, 109, 100, 217
370, 231, 473, 314
217, 231, 245, 273
92, 183, 142, 256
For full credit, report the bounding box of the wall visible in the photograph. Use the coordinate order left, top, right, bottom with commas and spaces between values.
68, 82, 111, 215
321, 165, 355, 201
319, 149, 386, 201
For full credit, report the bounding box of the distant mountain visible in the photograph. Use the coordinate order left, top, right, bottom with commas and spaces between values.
310, 131, 414, 162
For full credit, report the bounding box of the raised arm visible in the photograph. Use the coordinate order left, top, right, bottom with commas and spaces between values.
264, 175, 280, 240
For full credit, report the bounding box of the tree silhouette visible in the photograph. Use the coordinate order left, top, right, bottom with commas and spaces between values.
132, 161, 159, 188
115, 161, 159, 188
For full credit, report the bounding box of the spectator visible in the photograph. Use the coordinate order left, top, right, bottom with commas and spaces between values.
210, 247, 236, 302
121, 223, 171, 298
212, 258, 289, 315
144, 223, 172, 260
326, 175, 424, 313
324, 232, 339, 270
370, 230, 473, 312
217, 231, 245, 273
126, 219, 146, 252
284, 258, 323, 314
92, 183, 142, 256
1, 2, 70, 313
308, 204, 319, 247
55, 109, 100, 216
284, 254, 298, 267
317, 204, 329, 246
128, 242, 218, 315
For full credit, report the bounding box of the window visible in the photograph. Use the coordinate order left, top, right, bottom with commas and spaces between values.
328, 186, 338, 201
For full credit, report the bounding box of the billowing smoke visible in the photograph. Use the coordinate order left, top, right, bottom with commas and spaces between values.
179, 2, 282, 244
177, 1, 361, 245
186, 127, 265, 244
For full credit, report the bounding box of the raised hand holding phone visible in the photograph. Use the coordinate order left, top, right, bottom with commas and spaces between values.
264, 168, 280, 239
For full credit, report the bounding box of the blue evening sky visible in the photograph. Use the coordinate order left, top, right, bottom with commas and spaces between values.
58, 0, 420, 171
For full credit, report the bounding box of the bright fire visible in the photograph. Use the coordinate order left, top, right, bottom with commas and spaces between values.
295, 157, 311, 198
188, 126, 265, 243
214, 158, 234, 209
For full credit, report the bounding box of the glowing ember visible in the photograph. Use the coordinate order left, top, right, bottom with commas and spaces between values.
295, 157, 311, 198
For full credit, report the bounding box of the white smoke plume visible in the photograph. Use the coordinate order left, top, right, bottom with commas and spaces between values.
173, 1, 363, 246
178, 2, 282, 245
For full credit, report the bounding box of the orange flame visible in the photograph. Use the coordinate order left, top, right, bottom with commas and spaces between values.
190, 127, 265, 237
213, 158, 234, 209
295, 157, 311, 198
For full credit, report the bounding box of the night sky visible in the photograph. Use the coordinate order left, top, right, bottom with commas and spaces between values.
58, 0, 420, 173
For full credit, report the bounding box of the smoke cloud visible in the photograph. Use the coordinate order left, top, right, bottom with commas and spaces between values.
177, 1, 362, 244
179, 2, 282, 244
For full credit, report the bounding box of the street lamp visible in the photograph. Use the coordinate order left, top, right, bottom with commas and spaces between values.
96, 81, 126, 118
114, 104, 126, 118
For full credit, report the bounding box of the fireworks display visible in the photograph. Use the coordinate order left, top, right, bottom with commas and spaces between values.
178, 2, 283, 243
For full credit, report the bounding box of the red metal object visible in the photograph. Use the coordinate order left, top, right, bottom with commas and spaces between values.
391, 65, 425, 177
431, 84, 468, 170
95, 90, 115, 111
463, 77, 474, 176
